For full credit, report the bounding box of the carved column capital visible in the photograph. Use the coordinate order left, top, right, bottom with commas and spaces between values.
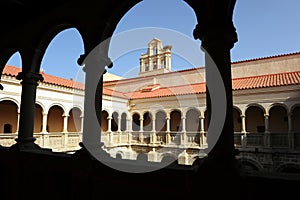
16, 71, 44, 85
186, 0, 238, 49
78, 53, 113, 73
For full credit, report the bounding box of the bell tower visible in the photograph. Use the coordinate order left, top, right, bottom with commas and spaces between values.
139, 38, 172, 76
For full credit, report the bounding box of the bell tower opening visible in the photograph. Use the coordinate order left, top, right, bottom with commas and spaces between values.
139, 38, 172, 77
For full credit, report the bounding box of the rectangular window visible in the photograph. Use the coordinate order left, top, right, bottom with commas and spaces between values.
153, 62, 157, 69
145, 63, 149, 71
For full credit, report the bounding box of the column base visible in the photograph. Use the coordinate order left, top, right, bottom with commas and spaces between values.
72, 142, 110, 161
10, 137, 42, 151
192, 149, 244, 199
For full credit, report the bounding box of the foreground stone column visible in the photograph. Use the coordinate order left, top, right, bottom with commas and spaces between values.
77, 46, 112, 154
185, 0, 243, 198
13, 71, 44, 150
188, 0, 238, 160
42, 112, 48, 133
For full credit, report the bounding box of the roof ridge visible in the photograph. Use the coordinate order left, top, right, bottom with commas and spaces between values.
232, 51, 300, 64
3, 65, 85, 90
232, 70, 300, 81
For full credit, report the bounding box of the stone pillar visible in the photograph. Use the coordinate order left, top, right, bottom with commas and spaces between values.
148, 57, 153, 71
264, 114, 270, 147
240, 114, 246, 133
241, 114, 247, 147
127, 117, 132, 132
13, 71, 44, 150
200, 116, 205, 134
77, 49, 112, 149
140, 58, 145, 72
107, 116, 113, 144
157, 56, 161, 69
200, 115, 205, 146
117, 116, 121, 132
166, 116, 170, 133
139, 117, 144, 143
190, 0, 238, 159
42, 112, 48, 133
15, 111, 20, 133
151, 116, 157, 144
80, 115, 84, 133
152, 116, 156, 132
126, 117, 132, 144
107, 116, 112, 132
264, 114, 269, 133
166, 115, 171, 144
288, 113, 294, 150
139, 117, 144, 132
288, 113, 293, 133
165, 53, 171, 71
181, 116, 187, 145
63, 114, 69, 133
184, 0, 242, 197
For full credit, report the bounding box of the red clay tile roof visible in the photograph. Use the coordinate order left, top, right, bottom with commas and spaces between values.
128, 71, 300, 99
232, 71, 300, 90
2, 65, 85, 90
127, 83, 206, 99
2, 65, 300, 99
103, 88, 129, 99
140, 84, 161, 92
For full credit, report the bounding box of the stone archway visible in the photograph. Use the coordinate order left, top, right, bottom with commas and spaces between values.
68, 107, 82, 132
47, 105, 64, 132
0, 100, 18, 133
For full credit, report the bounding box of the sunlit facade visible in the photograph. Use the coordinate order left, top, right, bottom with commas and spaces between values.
1, 39, 300, 172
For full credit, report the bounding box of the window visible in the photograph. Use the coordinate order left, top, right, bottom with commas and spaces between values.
4, 124, 12, 133
153, 62, 157, 69
145, 63, 149, 71
161, 60, 165, 68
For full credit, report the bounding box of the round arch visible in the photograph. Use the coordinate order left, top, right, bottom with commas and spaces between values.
115, 151, 125, 160
155, 110, 167, 132
268, 104, 288, 133
47, 103, 67, 116
101, 110, 109, 132
267, 103, 289, 114
120, 112, 127, 131
37, 26, 84, 73
170, 109, 182, 132
143, 111, 153, 132
34, 104, 43, 133
47, 105, 64, 132
276, 163, 300, 174
186, 108, 200, 132
0, 100, 18, 133
245, 105, 265, 133
233, 107, 242, 132
68, 107, 82, 132
291, 104, 300, 132
65, 105, 83, 116
35, 101, 46, 114
1, 49, 21, 76
132, 112, 141, 131
237, 157, 263, 171
0, 97, 20, 108
246, 103, 266, 114
233, 105, 242, 115
291, 103, 300, 113
204, 109, 211, 132
111, 111, 119, 132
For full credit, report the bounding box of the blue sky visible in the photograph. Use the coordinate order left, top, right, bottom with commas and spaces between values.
7, 0, 300, 81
